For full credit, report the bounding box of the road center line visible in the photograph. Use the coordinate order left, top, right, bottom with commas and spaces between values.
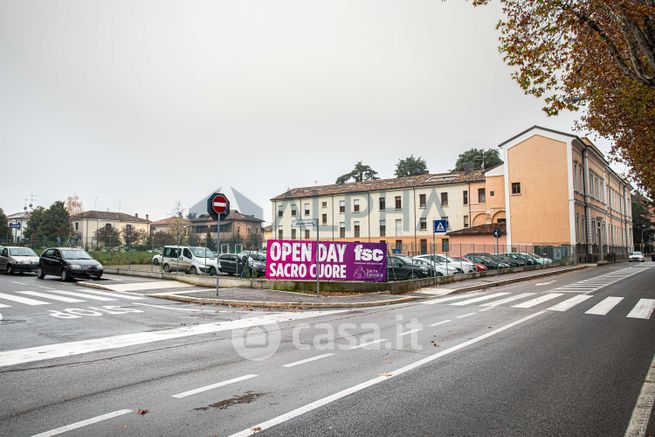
228, 310, 547, 437
31, 409, 133, 437
283, 353, 334, 368
171, 374, 258, 399
456, 312, 476, 319
428, 320, 451, 327
349, 339, 387, 349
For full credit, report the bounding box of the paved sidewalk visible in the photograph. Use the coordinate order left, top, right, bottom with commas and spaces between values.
151, 263, 594, 309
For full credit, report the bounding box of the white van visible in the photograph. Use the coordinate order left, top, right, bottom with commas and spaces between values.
161, 246, 219, 275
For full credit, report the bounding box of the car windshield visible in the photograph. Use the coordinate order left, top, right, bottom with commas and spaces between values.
190, 247, 215, 258
413, 258, 431, 266
394, 256, 413, 264
248, 253, 266, 262
9, 247, 37, 257
60, 249, 93, 260
632, 252, 643, 255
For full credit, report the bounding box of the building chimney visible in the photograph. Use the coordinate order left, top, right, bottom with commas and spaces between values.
146, 214, 149, 221
135, 213, 138, 218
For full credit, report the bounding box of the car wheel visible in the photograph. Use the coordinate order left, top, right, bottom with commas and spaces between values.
153, 258, 159, 265
209, 267, 217, 276
94, 273, 103, 279
60, 269, 70, 282
435, 272, 443, 277
190, 266, 197, 275
407, 271, 417, 280
163, 264, 170, 273
37, 268, 45, 279
6, 264, 13, 275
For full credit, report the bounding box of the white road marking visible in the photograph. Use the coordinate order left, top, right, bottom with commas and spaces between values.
421, 292, 482, 305
429, 320, 451, 327
18, 291, 84, 303
548, 295, 594, 312
0, 292, 49, 306
10, 281, 28, 285
626, 299, 655, 320
478, 307, 495, 312
585, 296, 624, 316
283, 353, 334, 368
171, 374, 258, 399
624, 352, 655, 437
150, 288, 216, 296
451, 292, 509, 306
535, 280, 556, 286
0, 303, 10, 308
456, 312, 476, 319
512, 293, 563, 309
31, 409, 133, 437
480, 293, 536, 307
132, 302, 235, 313
72, 289, 145, 300
228, 311, 547, 437
37, 285, 52, 290
99, 281, 193, 292
398, 328, 421, 337
349, 339, 387, 349
0, 311, 341, 368
43, 290, 116, 301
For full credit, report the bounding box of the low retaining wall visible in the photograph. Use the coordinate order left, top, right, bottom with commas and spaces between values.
106, 261, 581, 295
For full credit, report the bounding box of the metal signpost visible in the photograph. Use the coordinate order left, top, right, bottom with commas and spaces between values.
493, 227, 502, 262
207, 193, 230, 296
292, 219, 320, 295
433, 219, 448, 276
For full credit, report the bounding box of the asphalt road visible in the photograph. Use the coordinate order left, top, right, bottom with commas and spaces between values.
0, 262, 653, 436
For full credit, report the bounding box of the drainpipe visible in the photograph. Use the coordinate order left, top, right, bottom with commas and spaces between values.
582, 147, 591, 260
413, 186, 417, 255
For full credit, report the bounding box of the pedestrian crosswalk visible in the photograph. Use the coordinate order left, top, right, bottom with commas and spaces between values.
550, 266, 651, 293
0, 288, 146, 309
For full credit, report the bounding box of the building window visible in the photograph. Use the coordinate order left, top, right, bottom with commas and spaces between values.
291, 229, 297, 239
490, 191, 495, 197
291, 206, 297, 216
511, 182, 521, 195
420, 239, 427, 255
464, 215, 469, 228
278, 208, 283, 218
478, 188, 486, 203
339, 200, 345, 213
379, 197, 386, 210
380, 220, 386, 237
304, 203, 310, 216
419, 194, 426, 208
395, 240, 402, 252
441, 192, 448, 206
304, 229, 310, 239
395, 219, 402, 235
463, 190, 468, 205
395, 196, 402, 209
497, 218, 506, 224
105, 223, 112, 230
339, 222, 346, 238
353, 199, 360, 212
75, 222, 79, 231
442, 238, 449, 252
419, 217, 427, 231
322, 201, 327, 208
322, 214, 328, 225
354, 221, 360, 238
278, 229, 283, 239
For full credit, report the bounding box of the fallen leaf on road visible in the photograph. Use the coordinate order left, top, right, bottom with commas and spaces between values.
136, 409, 149, 415
379, 372, 393, 377
252, 426, 262, 433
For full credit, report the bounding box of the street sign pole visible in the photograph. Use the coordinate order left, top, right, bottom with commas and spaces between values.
432, 232, 436, 279
316, 218, 320, 296
207, 193, 230, 297
216, 216, 220, 296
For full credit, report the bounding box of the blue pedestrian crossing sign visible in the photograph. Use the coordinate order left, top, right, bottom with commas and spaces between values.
433, 219, 448, 234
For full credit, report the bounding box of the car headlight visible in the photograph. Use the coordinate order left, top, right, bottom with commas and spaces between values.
97, 264, 103, 269
69, 264, 82, 269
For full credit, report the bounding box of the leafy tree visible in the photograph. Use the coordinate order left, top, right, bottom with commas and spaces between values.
64, 195, 84, 216
0, 208, 11, 243
395, 155, 428, 177
123, 227, 147, 248
632, 195, 654, 249
335, 161, 380, 185
96, 225, 120, 249
473, 0, 655, 197
24, 201, 71, 246
453, 148, 503, 172
245, 229, 263, 250
205, 229, 217, 251
152, 230, 175, 248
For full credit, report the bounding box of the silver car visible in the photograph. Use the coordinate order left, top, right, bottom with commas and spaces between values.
0, 246, 40, 274
628, 251, 645, 262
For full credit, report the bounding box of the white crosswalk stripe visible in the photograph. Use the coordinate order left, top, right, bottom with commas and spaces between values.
18, 291, 84, 303
548, 295, 594, 312
42, 290, 116, 301
0, 292, 49, 306
512, 293, 563, 309
585, 296, 624, 315
626, 299, 655, 320
72, 289, 146, 300
450, 292, 509, 306
480, 293, 536, 307
422, 292, 482, 305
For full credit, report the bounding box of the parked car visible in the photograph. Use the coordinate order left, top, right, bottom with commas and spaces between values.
464, 254, 510, 270
522, 253, 553, 265
37, 247, 103, 281
152, 254, 163, 265
388, 255, 431, 280
450, 256, 484, 273
496, 254, 525, 267
218, 253, 247, 276
628, 251, 645, 262
238, 251, 267, 277
0, 246, 40, 274
504, 252, 535, 266
160, 246, 219, 275
413, 255, 463, 275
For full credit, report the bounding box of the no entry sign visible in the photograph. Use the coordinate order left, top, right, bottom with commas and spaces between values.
207, 192, 230, 220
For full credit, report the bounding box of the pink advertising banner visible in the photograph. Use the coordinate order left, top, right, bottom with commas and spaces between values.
265, 240, 387, 282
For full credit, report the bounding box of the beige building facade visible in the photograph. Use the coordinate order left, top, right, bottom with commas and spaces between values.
71, 211, 151, 248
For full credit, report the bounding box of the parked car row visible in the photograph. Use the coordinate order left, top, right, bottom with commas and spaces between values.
151, 246, 267, 277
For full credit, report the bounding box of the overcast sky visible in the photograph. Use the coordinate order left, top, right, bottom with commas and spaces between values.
0, 0, 626, 223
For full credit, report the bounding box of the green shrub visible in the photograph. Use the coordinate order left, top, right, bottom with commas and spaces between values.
90, 250, 153, 265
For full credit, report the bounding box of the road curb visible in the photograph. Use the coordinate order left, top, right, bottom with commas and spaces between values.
155, 293, 425, 309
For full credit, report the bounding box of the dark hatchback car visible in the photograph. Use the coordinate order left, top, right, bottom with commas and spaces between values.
387, 255, 431, 281
38, 248, 104, 281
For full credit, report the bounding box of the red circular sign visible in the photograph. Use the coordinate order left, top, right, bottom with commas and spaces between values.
211, 194, 228, 214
